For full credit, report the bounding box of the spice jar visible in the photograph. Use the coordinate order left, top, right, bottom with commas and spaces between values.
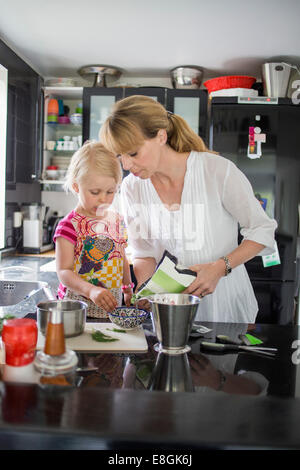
2, 318, 39, 383
34, 307, 78, 388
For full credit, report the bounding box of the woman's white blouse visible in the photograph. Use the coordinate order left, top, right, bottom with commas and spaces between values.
120, 151, 277, 323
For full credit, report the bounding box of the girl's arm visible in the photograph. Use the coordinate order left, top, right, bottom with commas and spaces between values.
55, 237, 117, 311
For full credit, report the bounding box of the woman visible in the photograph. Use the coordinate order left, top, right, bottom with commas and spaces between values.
100, 95, 277, 323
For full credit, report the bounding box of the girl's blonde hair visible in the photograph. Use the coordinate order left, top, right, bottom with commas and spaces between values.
64, 141, 123, 194
100, 95, 216, 156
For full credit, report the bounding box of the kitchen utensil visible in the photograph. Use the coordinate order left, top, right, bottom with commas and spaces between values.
170, 66, 203, 89
216, 334, 242, 345
138, 293, 201, 354
37, 299, 87, 338
262, 62, 291, 98
78, 65, 122, 87
36, 322, 148, 353
200, 341, 277, 357
203, 76, 256, 93
108, 306, 149, 330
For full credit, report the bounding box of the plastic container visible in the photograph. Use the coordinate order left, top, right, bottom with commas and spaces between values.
48, 99, 59, 115
203, 76, 256, 93
2, 318, 38, 366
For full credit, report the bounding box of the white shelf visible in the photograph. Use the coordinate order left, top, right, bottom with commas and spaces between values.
40, 180, 64, 185
43, 86, 83, 99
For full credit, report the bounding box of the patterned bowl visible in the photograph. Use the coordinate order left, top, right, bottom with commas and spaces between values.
109, 307, 149, 330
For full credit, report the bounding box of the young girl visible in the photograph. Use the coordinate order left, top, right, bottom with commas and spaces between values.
54, 141, 133, 318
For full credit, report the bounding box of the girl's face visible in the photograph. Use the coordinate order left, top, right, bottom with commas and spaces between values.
73, 172, 118, 217
118, 130, 166, 179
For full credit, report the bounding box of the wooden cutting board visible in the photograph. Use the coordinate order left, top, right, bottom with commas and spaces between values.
36, 322, 148, 353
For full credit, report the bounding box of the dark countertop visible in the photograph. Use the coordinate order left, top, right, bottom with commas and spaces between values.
1, 320, 300, 450
1, 254, 300, 450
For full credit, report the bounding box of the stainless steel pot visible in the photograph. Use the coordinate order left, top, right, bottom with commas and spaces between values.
37, 300, 87, 338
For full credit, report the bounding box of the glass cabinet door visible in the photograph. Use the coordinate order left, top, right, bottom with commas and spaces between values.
166, 89, 208, 143
83, 88, 123, 143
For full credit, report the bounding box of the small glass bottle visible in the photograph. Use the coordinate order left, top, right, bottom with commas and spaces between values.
34, 308, 78, 388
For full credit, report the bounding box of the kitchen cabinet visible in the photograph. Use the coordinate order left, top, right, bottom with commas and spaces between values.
83, 87, 208, 146
41, 86, 83, 189
5, 68, 43, 187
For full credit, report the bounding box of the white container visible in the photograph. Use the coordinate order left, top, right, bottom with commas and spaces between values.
46, 140, 56, 150
46, 169, 58, 180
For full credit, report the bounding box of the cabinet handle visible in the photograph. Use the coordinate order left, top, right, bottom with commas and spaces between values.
31, 174, 37, 179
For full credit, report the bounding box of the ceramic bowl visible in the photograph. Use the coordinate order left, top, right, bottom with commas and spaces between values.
70, 113, 82, 125
109, 307, 149, 330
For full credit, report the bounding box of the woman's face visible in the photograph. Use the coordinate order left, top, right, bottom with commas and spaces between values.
118, 130, 166, 179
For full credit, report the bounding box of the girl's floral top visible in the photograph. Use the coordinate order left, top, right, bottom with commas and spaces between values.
53, 209, 127, 299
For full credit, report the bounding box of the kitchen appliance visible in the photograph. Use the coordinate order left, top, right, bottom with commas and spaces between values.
210, 97, 300, 324
21, 203, 62, 254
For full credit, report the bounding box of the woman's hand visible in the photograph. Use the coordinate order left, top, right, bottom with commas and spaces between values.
89, 286, 118, 312
184, 259, 225, 298
123, 289, 133, 307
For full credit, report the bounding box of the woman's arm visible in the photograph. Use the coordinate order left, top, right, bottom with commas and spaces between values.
133, 257, 157, 290
185, 239, 265, 297
122, 254, 133, 307
55, 237, 118, 311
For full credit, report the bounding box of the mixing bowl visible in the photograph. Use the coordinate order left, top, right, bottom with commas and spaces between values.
109, 307, 149, 330
170, 66, 203, 89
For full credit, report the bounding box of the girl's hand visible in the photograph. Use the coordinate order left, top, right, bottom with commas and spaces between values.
89, 286, 118, 312
183, 260, 225, 298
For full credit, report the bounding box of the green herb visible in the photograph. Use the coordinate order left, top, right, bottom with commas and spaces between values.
0, 315, 16, 335
106, 327, 127, 333
91, 329, 119, 342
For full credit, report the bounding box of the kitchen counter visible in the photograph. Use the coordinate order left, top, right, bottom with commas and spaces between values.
1, 254, 300, 451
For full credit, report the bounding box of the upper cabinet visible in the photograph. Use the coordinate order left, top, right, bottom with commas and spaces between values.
0, 38, 44, 187
82, 87, 208, 146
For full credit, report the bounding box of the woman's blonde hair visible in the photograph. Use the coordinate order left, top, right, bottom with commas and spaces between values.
64, 141, 123, 194
100, 95, 215, 155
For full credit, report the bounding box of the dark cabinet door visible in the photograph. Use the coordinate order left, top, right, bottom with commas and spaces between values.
82, 87, 123, 143
166, 89, 208, 142
6, 73, 43, 186
124, 87, 165, 105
